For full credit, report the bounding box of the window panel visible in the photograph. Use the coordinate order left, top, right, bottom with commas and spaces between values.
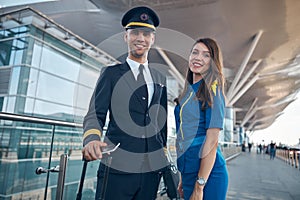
0, 97, 3, 111
24, 97, 35, 115
33, 99, 74, 121
6, 96, 16, 113
0, 39, 13, 66
40, 45, 80, 81
73, 84, 93, 110
36, 71, 75, 106
9, 66, 21, 95
77, 64, 100, 87
31, 42, 43, 68
26, 67, 38, 97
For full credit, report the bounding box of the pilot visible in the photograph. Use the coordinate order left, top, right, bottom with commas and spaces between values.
82, 6, 168, 200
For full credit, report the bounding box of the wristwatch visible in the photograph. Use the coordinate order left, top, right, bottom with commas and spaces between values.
197, 177, 206, 186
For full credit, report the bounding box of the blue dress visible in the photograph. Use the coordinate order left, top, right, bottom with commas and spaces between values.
175, 80, 228, 200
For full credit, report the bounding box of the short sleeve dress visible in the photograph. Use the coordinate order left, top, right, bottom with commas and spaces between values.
174, 79, 228, 200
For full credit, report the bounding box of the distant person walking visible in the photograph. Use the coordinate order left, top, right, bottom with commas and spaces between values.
269, 140, 276, 160
248, 142, 252, 152
258, 143, 262, 154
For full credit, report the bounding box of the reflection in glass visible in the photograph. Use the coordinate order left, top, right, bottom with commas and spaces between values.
5, 96, 16, 113
0, 28, 30, 67
31, 41, 43, 68
33, 99, 74, 121
36, 71, 76, 106
77, 63, 100, 87
26, 67, 38, 98
73, 84, 94, 111
13, 37, 27, 65
0, 97, 3, 111
40, 45, 80, 81
24, 97, 35, 115
0, 39, 13, 66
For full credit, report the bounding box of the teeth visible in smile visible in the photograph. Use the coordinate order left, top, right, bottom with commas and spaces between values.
135, 44, 144, 48
193, 62, 203, 67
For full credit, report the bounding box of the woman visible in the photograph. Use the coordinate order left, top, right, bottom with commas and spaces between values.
175, 38, 228, 200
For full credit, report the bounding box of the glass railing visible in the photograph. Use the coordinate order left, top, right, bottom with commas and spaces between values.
0, 112, 242, 199
219, 141, 242, 161
0, 112, 99, 200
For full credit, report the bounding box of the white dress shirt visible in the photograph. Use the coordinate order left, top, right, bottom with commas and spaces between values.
126, 57, 154, 106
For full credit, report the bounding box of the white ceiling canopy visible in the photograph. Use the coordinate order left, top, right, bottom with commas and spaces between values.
0, 0, 58, 9
1, 0, 300, 133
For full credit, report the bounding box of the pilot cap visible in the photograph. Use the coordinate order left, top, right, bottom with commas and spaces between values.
121, 6, 160, 31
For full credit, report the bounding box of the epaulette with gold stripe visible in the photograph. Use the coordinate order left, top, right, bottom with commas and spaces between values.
211, 80, 218, 96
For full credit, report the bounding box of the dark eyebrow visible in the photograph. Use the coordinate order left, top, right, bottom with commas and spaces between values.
193, 48, 210, 53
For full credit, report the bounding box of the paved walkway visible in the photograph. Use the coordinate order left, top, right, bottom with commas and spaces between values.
227, 151, 300, 200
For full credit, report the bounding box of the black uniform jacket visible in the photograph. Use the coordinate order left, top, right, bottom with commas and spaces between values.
83, 62, 168, 173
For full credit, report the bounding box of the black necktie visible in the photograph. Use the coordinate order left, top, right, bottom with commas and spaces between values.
137, 64, 148, 109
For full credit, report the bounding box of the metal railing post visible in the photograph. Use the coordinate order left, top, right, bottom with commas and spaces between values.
56, 154, 69, 200
44, 125, 56, 200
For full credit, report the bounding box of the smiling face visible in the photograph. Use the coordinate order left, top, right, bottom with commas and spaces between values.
124, 28, 155, 63
188, 42, 211, 82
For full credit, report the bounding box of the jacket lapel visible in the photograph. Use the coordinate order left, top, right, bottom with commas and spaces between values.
119, 62, 136, 92
148, 66, 165, 107
119, 62, 148, 110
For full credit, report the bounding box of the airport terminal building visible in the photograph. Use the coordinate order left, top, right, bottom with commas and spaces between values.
0, 7, 236, 199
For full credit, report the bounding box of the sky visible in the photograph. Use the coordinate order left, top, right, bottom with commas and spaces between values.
251, 92, 300, 146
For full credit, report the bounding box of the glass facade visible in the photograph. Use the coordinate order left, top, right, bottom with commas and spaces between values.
0, 25, 101, 121
0, 15, 107, 199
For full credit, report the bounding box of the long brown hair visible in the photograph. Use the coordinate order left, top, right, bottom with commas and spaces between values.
179, 38, 226, 109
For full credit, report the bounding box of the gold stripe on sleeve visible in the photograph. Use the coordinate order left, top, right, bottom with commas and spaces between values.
83, 129, 102, 139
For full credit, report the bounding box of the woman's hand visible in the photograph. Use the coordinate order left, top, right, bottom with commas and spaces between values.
177, 177, 184, 198
189, 183, 203, 200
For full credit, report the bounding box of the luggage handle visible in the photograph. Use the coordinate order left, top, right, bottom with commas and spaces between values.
102, 143, 120, 154
76, 143, 120, 200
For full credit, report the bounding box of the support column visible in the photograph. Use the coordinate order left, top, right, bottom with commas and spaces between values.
224, 107, 234, 142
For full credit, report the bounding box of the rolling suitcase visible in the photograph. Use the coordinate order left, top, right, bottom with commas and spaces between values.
76, 143, 120, 200
162, 148, 180, 199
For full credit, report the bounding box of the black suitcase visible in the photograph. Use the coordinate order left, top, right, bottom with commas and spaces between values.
162, 163, 180, 199
161, 149, 180, 200
76, 143, 119, 200
76, 157, 112, 200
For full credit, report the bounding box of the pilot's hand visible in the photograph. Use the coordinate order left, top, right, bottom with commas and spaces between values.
82, 140, 107, 161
